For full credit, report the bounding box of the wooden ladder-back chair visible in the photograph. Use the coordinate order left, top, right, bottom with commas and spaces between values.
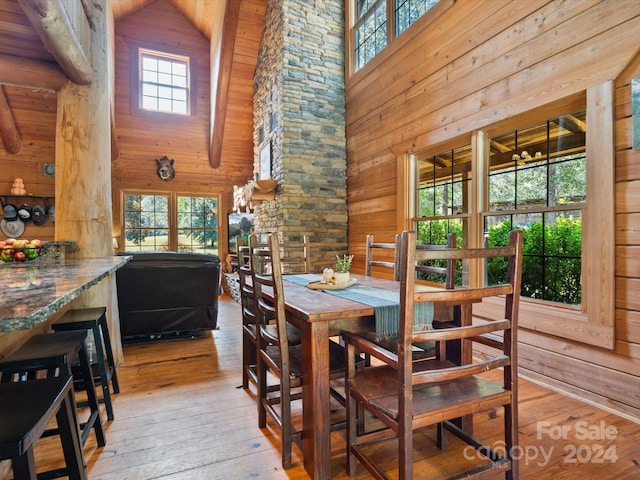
363, 233, 457, 359
279, 234, 311, 274
251, 233, 357, 469
238, 240, 260, 390
365, 234, 401, 280
342, 229, 524, 480
239, 235, 305, 391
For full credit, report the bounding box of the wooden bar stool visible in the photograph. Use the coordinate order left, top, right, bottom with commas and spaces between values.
0, 375, 87, 480
0, 330, 106, 448
52, 307, 119, 421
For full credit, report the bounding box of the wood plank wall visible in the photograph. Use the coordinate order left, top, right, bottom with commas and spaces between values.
111, 0, 256, 253
345, 0, 640, 418
0, 83, 57, 242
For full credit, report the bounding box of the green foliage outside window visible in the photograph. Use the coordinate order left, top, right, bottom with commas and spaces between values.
485, 216, 582, 305
415, 215, 582, 305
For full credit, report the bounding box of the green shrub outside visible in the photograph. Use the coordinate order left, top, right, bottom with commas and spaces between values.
416, 215, 582, 305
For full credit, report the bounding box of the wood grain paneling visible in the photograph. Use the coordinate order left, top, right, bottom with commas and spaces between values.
346, 0, 640, 416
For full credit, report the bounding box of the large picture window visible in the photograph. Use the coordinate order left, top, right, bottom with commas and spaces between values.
123, 193, 218, 253
407, 86, 615, 349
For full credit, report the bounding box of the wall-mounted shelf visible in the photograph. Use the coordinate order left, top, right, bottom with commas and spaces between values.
233, 179, 276, 212
0, 194, 54, 208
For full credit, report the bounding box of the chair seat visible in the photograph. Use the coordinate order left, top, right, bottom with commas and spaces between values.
0, 331, 106, 448
0, 377, 70, 455
263, 323, 302, 345
0, 376, 86, 480
0, 331, 86, 366
350, 364, 510, 422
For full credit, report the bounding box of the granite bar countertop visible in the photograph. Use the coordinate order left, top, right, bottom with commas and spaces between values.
0, 256, 131, 331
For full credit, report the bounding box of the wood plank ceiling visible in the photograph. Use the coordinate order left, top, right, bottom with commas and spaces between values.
0, 0, 264, 169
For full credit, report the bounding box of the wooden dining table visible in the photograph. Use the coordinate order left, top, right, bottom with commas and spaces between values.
264, 272, 477, 479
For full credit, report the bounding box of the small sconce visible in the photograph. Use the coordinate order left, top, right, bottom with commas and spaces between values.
112, 237, 119, 253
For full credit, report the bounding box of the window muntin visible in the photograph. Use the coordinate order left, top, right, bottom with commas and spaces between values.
355, 0, 387, 71
123, 193, 218, 253
139, 49, 189, 115
486, 111, 586, 305
395, 0, 439, 36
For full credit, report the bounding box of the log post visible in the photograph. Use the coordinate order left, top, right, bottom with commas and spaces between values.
54, 0, 123, 363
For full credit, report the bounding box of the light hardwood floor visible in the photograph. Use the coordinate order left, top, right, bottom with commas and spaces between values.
29, 294, 640, 479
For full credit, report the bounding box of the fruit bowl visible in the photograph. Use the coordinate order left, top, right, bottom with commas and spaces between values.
0, 239, 43, 262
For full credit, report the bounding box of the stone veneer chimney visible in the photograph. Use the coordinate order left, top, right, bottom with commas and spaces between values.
253, 0, 347, 272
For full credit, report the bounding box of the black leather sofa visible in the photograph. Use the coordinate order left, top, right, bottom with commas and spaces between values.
115, 252, 220, 341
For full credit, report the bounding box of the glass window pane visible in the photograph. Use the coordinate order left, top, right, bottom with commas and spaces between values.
142, 84, 157, 97
142, 96, 157, 110
142, 71, 157, 83
158, 98, 172, 111
123, 194, 169, 251
549, 112, 586, 162
158, 86, 172, 99
142, 57, 157, 70
173, 76, 187, 88
418, 186, 435, 217
417, 143, 471, 218
176, 196, 219, 255
489, 171, 515, 211
516, 165, 547, 209
173, 101, 187, 114
395, 0, 439, 36
157, 59, 172, 73
522, 255, 544, 299
549, 157, 586, 206
157, 73, 172, 86
173, 63, 187, 76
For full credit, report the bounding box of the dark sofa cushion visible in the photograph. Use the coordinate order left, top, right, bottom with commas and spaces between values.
116, 251, 220, 338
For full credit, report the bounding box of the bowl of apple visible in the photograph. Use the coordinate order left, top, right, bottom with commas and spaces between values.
0, 238, 43, 262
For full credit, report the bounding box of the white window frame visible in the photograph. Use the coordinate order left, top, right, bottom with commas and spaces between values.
138, 48, 190, 115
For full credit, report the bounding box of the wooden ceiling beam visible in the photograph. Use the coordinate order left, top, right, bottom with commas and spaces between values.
17, 0, 93, 85
0, 54, 67, 90
209, 0, 240, 168
0, 85, 23, 155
